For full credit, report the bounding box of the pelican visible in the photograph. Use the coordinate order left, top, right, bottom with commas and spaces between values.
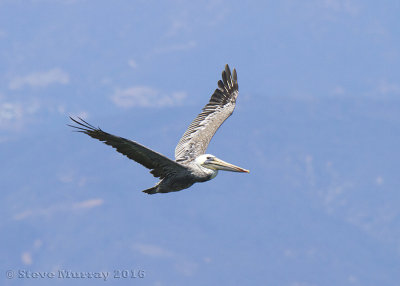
69, 64, 249, 194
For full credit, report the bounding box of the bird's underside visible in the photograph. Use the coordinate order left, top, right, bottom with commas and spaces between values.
69, 64, 248, 194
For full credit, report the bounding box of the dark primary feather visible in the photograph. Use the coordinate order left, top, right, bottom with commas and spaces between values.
68, 117, 187, 179
175, 64, 239, 163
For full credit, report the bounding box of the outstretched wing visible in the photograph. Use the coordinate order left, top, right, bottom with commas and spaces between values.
175, 64, 239, 163
69, 117, 187, 179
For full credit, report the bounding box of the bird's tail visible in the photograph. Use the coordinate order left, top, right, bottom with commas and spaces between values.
142, 186, 158, 195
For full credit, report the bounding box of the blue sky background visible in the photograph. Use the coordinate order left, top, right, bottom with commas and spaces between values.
1, 0, 400, 285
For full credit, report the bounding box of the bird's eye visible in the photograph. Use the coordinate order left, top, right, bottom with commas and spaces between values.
207, 156, 212, 160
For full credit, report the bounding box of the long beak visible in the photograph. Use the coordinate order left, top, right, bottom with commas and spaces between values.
211, 158, 250, 173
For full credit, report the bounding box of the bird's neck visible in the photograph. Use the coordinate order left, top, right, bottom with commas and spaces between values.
209, 169, 218, 180
201, 166, 218, 180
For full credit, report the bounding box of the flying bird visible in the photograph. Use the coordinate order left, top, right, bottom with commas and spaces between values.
69, 64, 249, 194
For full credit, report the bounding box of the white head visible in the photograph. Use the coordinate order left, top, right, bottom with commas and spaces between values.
195, 154, 250, 173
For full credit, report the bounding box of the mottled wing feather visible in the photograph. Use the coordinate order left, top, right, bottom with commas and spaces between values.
69, 117, 187, 179
175, 64, 239, 163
